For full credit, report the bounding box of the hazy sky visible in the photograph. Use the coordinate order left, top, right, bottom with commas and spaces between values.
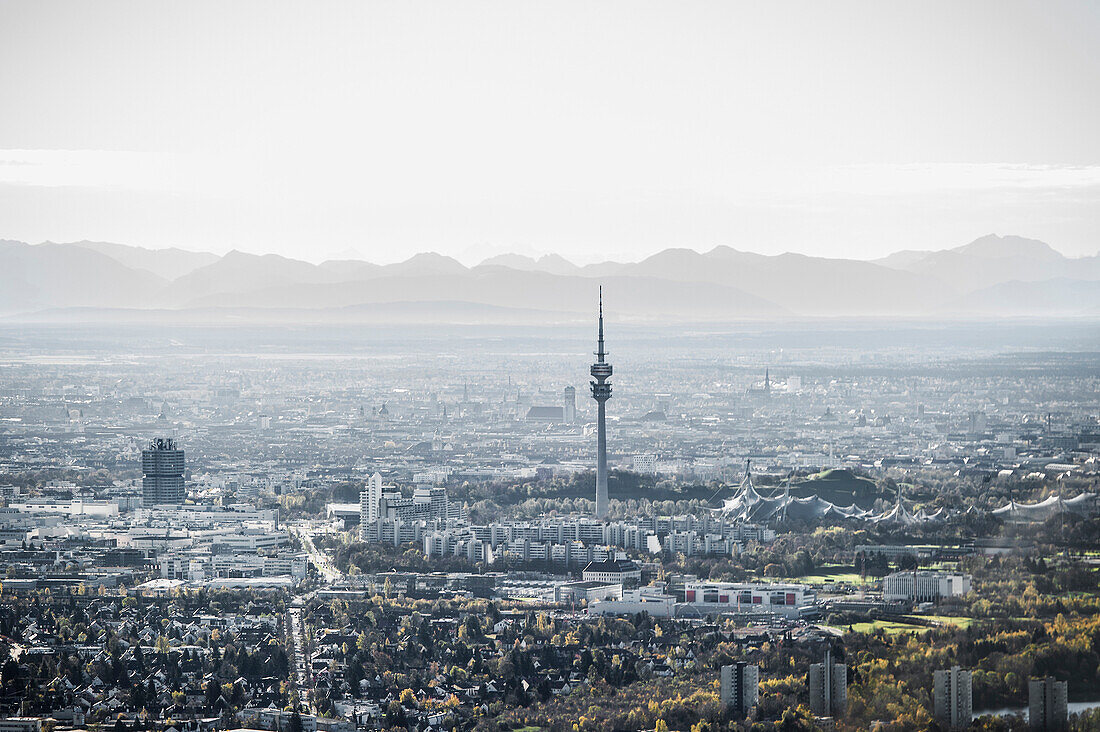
2, 0, 1099, 264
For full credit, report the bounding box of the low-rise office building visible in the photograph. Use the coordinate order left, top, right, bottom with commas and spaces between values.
555, 580, 622, 605
581, 559, 641, 585
589, 586, 676, 617
682, 581, 817, 618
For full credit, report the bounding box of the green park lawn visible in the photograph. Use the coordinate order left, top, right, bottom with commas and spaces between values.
914, 614, 975, 629
835, 620, 928, 635
788, 564, 879, 586
829, 615, 975, 635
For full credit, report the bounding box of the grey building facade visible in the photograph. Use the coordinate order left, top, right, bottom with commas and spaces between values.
720, 662, 759, 719
808, 650, 847, 717
1028, 677, 1068, 731
933, 666, 973, 729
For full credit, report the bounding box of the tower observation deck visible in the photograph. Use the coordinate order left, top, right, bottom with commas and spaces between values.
591, 288, 612, 518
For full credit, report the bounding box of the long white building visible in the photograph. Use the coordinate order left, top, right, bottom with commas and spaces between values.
589, 586, 676, 618
160, 552, 307, 582
883, 571, 972, 602
682, 581, 817, 618
417, 514, 772, 562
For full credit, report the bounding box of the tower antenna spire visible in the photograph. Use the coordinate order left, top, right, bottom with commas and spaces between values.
597, 286, 606, 362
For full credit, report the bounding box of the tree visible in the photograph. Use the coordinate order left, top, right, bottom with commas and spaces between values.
205, 680, 220, 708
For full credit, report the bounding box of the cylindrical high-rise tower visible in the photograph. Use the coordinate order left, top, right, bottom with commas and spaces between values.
590, 288, 612, 518
142, 437, 185, 505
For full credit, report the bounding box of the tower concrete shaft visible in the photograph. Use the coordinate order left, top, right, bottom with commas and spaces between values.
590, 288, 612, 518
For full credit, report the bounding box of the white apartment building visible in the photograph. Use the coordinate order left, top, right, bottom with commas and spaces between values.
359, 472, 384, 527
160, 552, 307, 582
417, 515, 772, 563
360, 476, 462, 541
663, 531, 740, 557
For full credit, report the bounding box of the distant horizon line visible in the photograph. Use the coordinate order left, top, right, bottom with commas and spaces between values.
5, 232, 1094, 269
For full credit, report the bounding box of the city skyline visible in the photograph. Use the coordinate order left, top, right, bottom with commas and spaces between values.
1, 3, 1097, 730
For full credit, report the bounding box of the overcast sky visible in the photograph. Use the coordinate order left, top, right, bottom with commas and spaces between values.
2, 0, 1098, 264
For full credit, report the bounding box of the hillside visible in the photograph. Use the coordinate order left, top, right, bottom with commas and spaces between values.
790, 469, 887, 509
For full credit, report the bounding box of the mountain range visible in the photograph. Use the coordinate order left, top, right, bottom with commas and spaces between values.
2, 234, 1098, 323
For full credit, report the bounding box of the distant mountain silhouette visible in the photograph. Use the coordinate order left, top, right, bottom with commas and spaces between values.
317, 258, 382, 278
594, 246, 955, 316
876, 234, 1100, 292
375, 252, 468, 278
10, 300, 567, 325
177, 269, 787, 319
946, 277, 1100, 317
478, 253, 580, 275
0, 240, 163, 313
68, 240, 218, 280
2, 234, 1098, 320
159, 250, 345, 304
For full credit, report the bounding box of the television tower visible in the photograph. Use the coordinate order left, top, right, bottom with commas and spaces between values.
591, 288, 613, 518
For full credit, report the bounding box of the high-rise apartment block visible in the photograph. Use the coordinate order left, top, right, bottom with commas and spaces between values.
808, 650, 847, 717
1028, 677, 1068, 731
142, 438, 185, 505
360, 472, 383, 526
933, 666, 973, 729
360, 472, 461, 541
720, 663, 759, 719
